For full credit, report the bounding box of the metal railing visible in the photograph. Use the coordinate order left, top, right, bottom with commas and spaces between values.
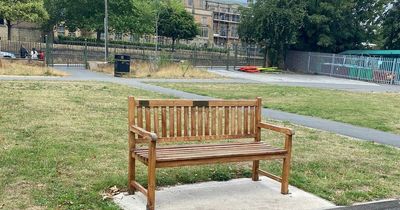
285, 51, 400, 85
0, 40, 265, 69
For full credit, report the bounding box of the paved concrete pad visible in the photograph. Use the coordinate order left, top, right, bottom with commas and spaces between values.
113, 177, 335, 210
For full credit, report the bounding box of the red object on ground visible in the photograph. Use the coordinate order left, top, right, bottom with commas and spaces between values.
239, 66, 260, 73
38, 51, 45, 61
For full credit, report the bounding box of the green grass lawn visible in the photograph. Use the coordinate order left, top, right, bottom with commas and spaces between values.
150, 83, 400, 135
0, 81, 399, 209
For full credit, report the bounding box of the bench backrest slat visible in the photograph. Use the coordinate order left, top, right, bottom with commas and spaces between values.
129, 98, 261, 143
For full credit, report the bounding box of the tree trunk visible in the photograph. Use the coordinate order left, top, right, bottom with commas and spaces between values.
171, 38, 176, 52
6, 20, 12, 41
278, 44, 285, 69
96, 30, 101, 42
263, 47, 269, 68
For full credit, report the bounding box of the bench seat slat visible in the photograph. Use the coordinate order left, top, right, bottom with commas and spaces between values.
134, 142, 287, 164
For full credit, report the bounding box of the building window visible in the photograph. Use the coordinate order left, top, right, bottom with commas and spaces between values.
187, 0, 193, 7
232, 15, 240, 22
201, 16, 207, 25
231, 25, 238, 38
220, 28, 227, 37
0, 18, 4, 25
200, 27, 208, 38
100, 33, 105, 40
199, 0, 205, 9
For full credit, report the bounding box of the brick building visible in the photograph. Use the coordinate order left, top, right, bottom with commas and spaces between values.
0, 18, 42, 42
184, 0, 247, 47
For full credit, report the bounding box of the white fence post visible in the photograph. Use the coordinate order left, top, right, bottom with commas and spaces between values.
391, 58, 397, 85
307, 52, 311, 73
330, 54, 335, 76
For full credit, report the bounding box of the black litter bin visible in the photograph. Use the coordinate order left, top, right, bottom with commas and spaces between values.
114, 55, 131, 77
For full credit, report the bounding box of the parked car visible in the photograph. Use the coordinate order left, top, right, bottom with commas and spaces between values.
0, 51, 16, 58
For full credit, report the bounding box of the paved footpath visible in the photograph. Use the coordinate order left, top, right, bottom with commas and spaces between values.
207, 68, 400, 93
1, 66, 399, 148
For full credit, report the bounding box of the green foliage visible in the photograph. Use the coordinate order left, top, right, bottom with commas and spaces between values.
42, 0, 64, 33
238, 6, 257, 44
0, 0, 49, 40
239, 0, 305, 66
109, 0, 155, 35
382, 1, 400, 49
294, 0, 391, 53
157, 0, 199, 51
44, 0, 156, 41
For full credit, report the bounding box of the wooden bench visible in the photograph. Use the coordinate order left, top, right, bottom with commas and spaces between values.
127, 97, 294, 210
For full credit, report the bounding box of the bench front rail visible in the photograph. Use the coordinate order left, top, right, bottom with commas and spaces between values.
127, 97, 294, 210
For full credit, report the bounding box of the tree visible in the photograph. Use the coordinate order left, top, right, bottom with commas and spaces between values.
238, 6, 257, 44
157, 1, 198, 51
382, 1, 400, 49
293, 0, 390, 53
0, 0, 48, 40
42, 0, 65, 38
57, 0, 155, 42
110, 0, 156, 36
239, 0, 305, 67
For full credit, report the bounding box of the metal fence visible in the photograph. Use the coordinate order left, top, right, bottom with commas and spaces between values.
285, 51, 400, 85
0, 40, 264, 69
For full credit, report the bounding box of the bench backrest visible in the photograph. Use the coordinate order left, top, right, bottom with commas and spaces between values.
128, 97, 262, 143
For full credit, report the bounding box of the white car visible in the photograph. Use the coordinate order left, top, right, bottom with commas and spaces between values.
0, 51, 16, 58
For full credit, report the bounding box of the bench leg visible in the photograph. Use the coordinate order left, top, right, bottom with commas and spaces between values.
281, 156, 291, 194
147, 163, 156, 210
252, 160, 260, 181
128, 151, 135, 194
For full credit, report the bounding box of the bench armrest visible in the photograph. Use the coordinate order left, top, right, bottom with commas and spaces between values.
258, 122, 295, 136
130, 125, 158, 142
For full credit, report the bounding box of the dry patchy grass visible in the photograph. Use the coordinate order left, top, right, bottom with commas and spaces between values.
0, 60, 67, 76
89, 60, 220, 79
0, 81, 399, 209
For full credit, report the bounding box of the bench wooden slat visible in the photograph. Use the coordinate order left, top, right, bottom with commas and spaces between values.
136, 142, 264, 150
238, 107, 243, 135
136, 144, 279, 155
205, 107, 210, 136
169, 107, 174, 137
145, 107, 151, 131
134, 142, 287, 162
184, 107, 189, 136
231, 106, 236, 135
156, 155, 286, 168
218, 107, 223, 135
250, 106, 255, 134
191, 106, 196, 136
224, 107, 229, 135
137, 106, 143, 128
211, 107, 216, 135
147, 149, 286, 161
244, 107, 249, 134
198, 107, 203, 136
153, 107, 159, 136
161, 107, 167, 137
176, 107, 182, 137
